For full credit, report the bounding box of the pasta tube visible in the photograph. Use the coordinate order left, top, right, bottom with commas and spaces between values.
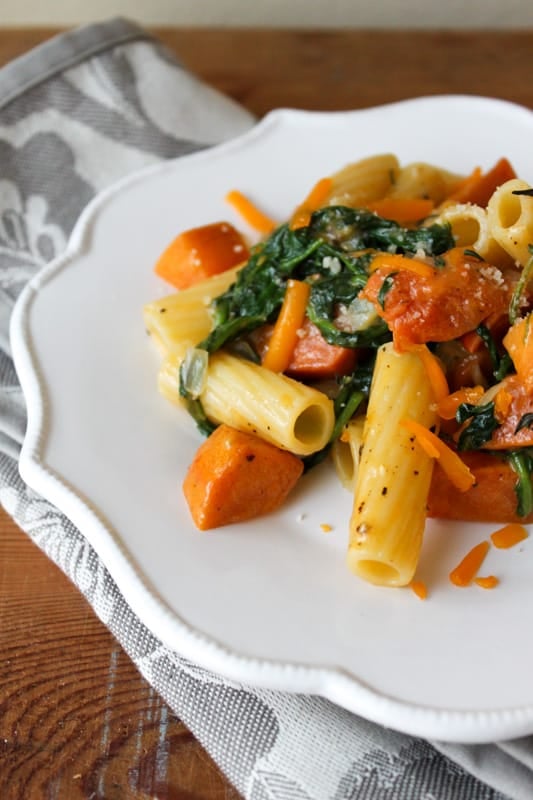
159, 350, 335, 457
486, 179, 533, 267
434, 202, 511, 266
328, 154, 400, 207
347, 342, 437, 587
143, 266, 240, 357
390, 162, 461, 205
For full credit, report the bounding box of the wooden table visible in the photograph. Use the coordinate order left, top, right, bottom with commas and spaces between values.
1, 25, 532, 799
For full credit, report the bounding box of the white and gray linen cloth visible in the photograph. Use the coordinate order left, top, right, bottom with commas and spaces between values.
1, 17, 532, 799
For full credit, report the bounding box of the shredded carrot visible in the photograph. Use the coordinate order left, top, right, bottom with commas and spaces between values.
408, 344, 449, 402
449, 540, 490, 586
490, 522, 529, 549
369, 252, 435, 278
290, 177, 333, 229
400, 418, 476, 491
225, 190, 277, 234
410, 580, 428, 600
473, 575, 500, 589
366, 197, 434, 224
262, 280, 311, 372
437, 386, 485, 421
494, 386, 513, 421
502, 313, 533, 392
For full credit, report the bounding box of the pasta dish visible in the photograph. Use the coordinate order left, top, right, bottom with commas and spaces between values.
143, 153, 533, 590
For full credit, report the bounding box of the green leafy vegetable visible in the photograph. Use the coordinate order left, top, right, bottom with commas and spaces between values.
377, 273, 397, 309
474, 323, 513, 381
307, 206, 454, 256
456, 401, 500, 450
507, 449, 533, 517
200, 206, 453, 356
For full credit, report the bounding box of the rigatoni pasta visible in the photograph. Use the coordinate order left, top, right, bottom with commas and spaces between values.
347, 343, 437, 586
486, 178, 533, 266
433, 203, 512, 266
158, 350, 335, 456
143, 266, 241, 357
389, 161, 462, 205
327, 153, 400, 207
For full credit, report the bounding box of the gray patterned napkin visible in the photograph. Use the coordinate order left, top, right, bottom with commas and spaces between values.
1, 17, 531, 799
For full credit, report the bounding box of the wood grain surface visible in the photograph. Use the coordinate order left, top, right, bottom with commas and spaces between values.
1, 24, 532, 800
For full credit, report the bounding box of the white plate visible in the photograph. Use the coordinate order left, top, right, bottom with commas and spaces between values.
10, 96, 533, 744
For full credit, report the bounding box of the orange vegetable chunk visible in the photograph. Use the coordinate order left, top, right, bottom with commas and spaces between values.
447, 157, 517, 208
361, 247, 510, 351
154, 221, 249, 290
428, 451, 533, 523
183, 424, 304, 530
286, 318, 358, 380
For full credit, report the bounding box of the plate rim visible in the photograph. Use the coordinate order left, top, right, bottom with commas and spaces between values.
10, 94, 533, 743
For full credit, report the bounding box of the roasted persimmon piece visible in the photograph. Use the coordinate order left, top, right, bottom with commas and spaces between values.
183, 424, 304, 530
360, 248, 511, 351
154, 221, 249, 290
427, 451, 533, 523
